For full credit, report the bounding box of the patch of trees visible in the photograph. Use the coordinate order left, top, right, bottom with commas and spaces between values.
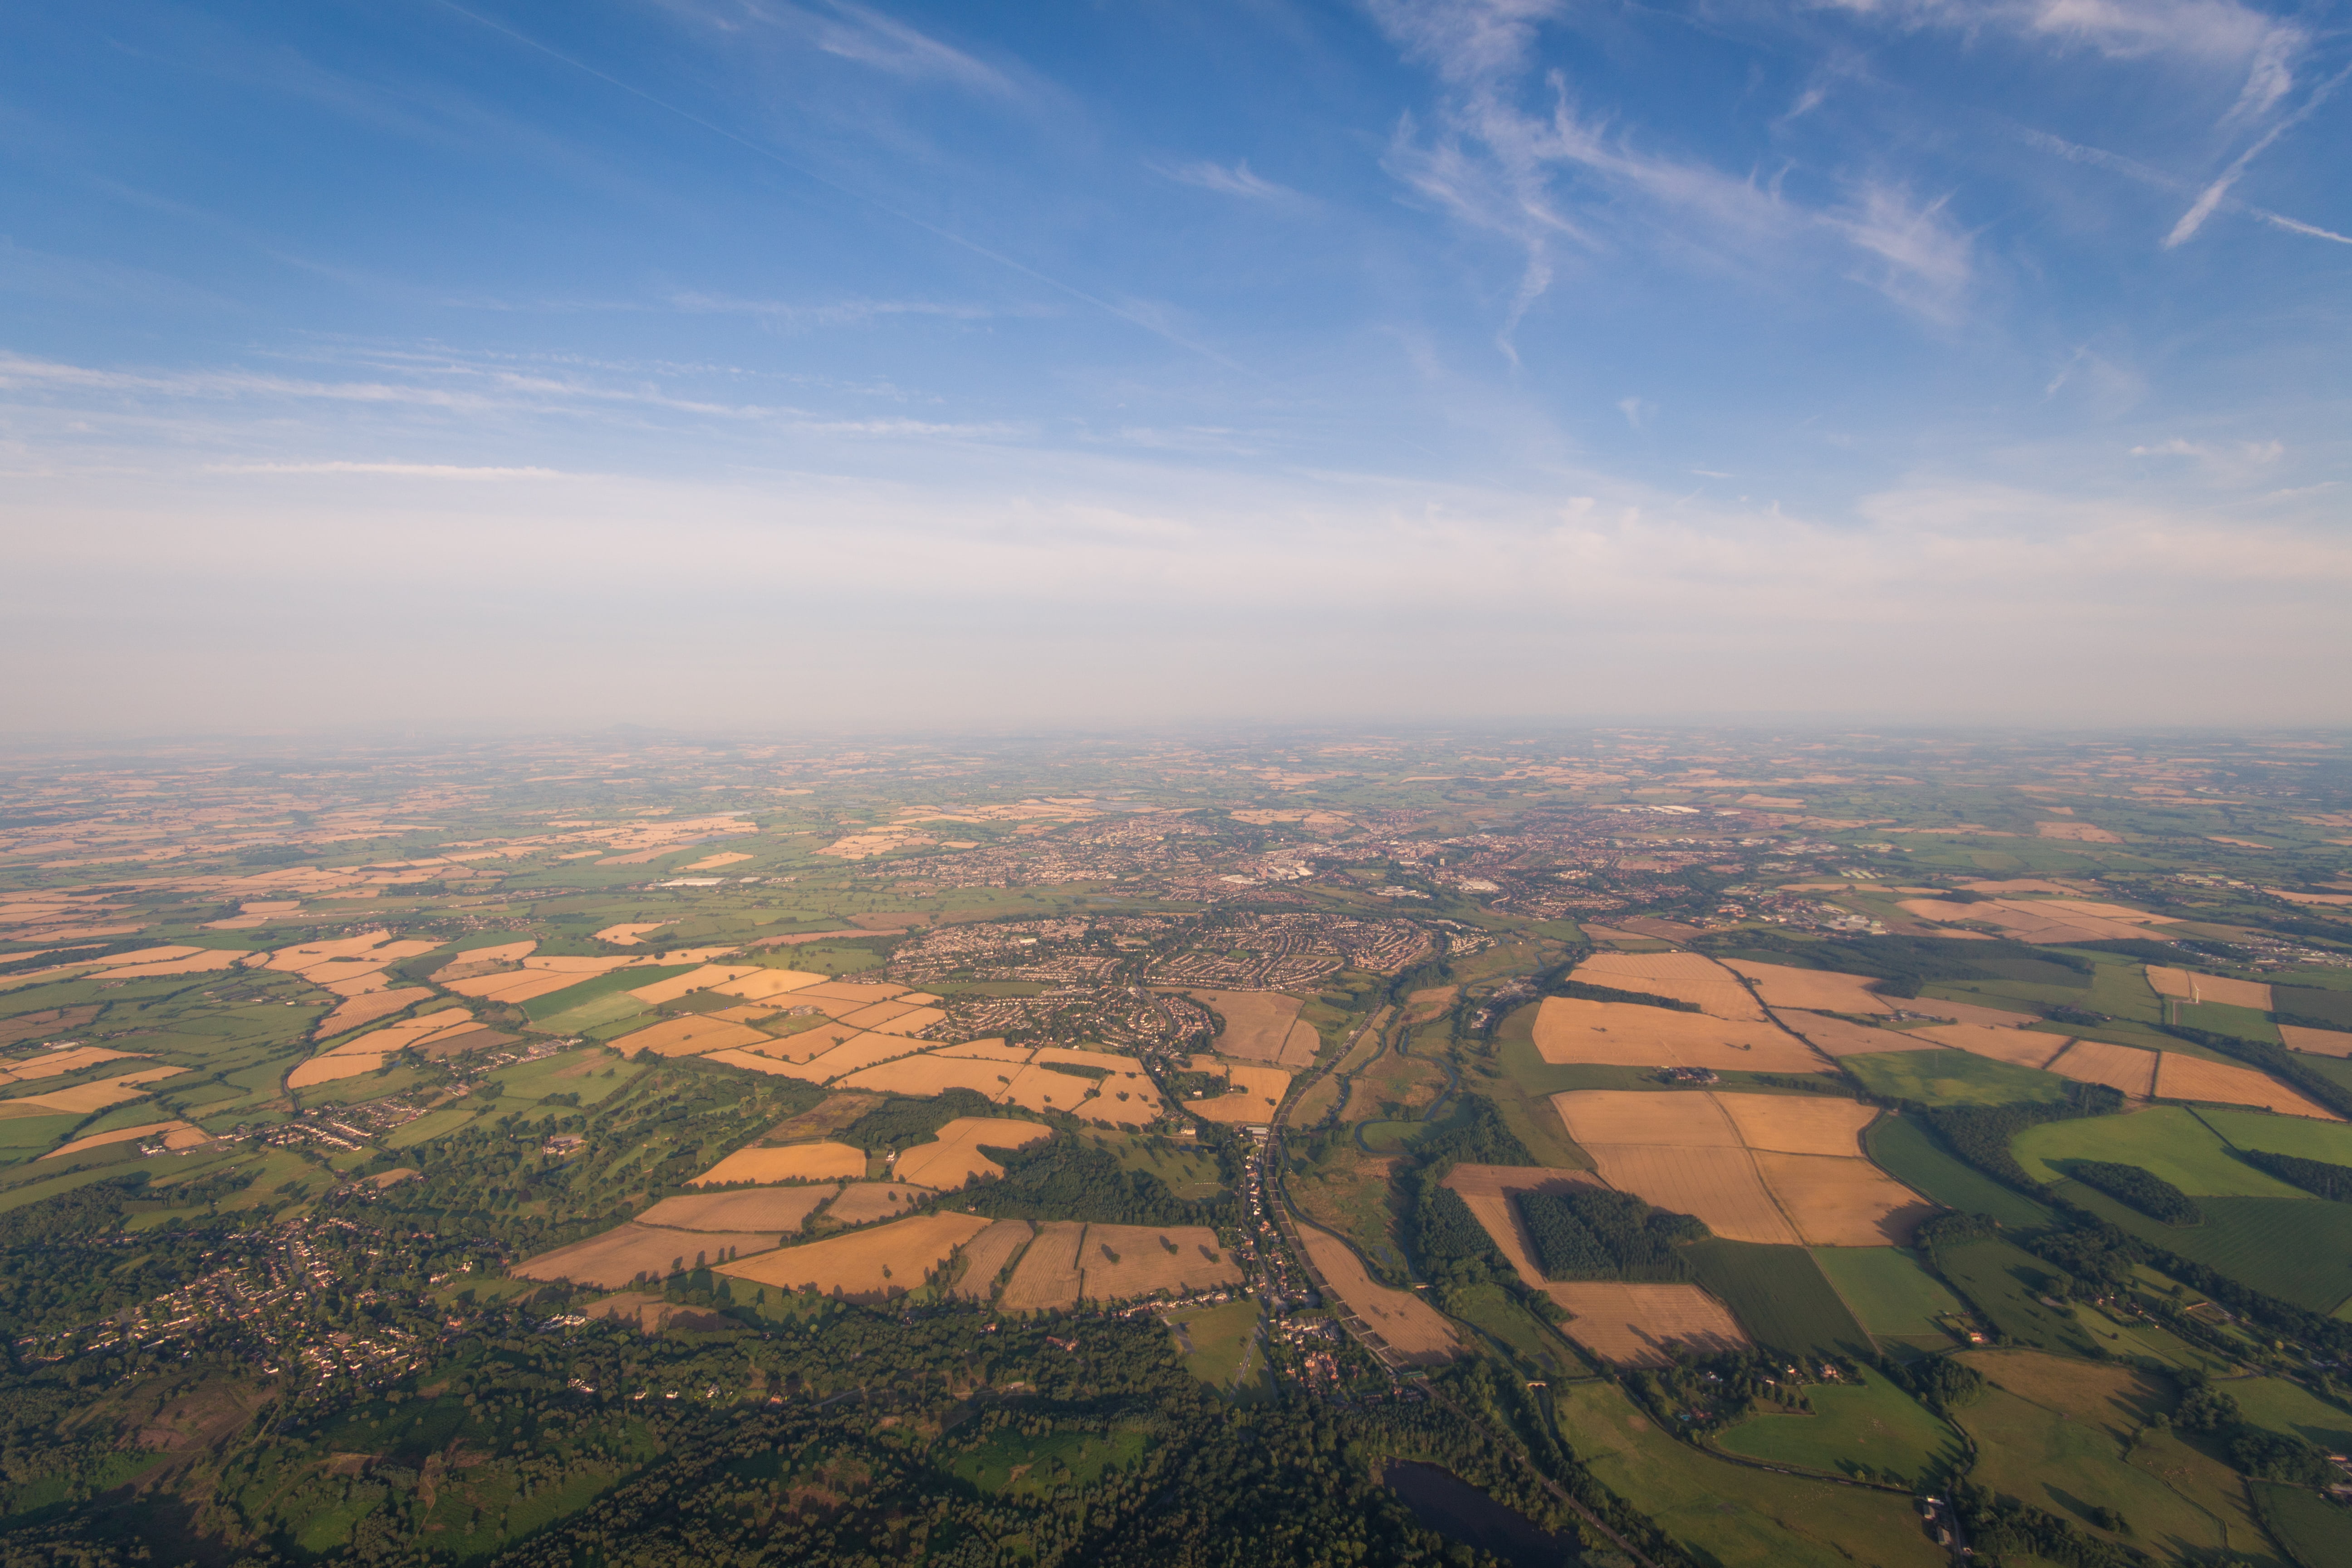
960, 1137, 1209, 1228
839, 1089, 999, 1152
1515, 1188, 1706, 1282
1950, 1480, 2150, 1568
2235, 1147, 2352, 1201
1918, 1082, 2125, 1192
2064, 1161, 2201, 1225
1547, 979, 1699, 1013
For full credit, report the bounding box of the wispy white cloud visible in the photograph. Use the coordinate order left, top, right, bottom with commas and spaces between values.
204, 461, 580, 478
2165, 59, 2352, 247
660, 0, 1019, 97
2019, 125, 2352, 246
1375, 2, 1971, 343
1155, 159, 1300, 202
667, 293, 1019, 325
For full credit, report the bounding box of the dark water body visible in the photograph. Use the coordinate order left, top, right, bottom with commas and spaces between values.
1382, 1460, 1582, 1567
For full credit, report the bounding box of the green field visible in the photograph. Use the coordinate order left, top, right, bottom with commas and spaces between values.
2255, 1479, 2352, 1568
523, 965, 693, 1024
1683, 1240, 1872, 1359
1551, 1381, 1945, 1568
947, 1425, 1152, 1495
1712, 1369, 1964, 1487
1953, 1349, 2273, 1560
1810, 1247, 1965, 1345
1165, 1298, 1269, 1401
2176, 1001, 2282, 1043
2195, 1107, 2352, 1164
1928, 1237, 2103, 1357
1447, 1282, 1577, 1381
1083, 1129, 1225, 1199
2059, 1185, 2352, 1315
489, 1046, 643, 1107
2230, 1375, 2352, 1455
533, 991, 654, 1036
1841, 1048, 2068, 1107
1862, 1113, 2053, 1230
2013, 1106, 2313, 1196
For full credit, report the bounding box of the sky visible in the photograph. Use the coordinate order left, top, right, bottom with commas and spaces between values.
1, 0, 2347, 735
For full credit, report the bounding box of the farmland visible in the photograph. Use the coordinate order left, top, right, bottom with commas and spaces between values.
1551, 1380, 1947, 1568
1838, 1046, 2069, 1106
2, 729, 2351, 1565
1711, 1369, 1963, 1488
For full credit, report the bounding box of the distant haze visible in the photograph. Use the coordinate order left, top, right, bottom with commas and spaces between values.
1, 2, 2346, 732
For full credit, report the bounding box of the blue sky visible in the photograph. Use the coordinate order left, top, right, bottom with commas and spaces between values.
1, 0, 2346, 732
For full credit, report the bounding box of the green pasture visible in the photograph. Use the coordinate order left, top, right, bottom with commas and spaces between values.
2197, 1106, 2352, 1164
1712, 1369, 1963, 1488
1551, 1380, 1945, 1568
2176, 1001, 2282, 1043
1952, 1364, 2267, 1561
1683, 1240, 1870, 1360
1862, 1114, 2052, 1230
2256, 1479, 2352, 1566
1841, 1048, 2068, 1107
2012, 1107, 2311, 1196
1809, 1247, 1964, 1345
1927, 1237, 2102, 1357
947, 1424, 1152, 1495
2059, 1186, 2352, 1315
1447, 1282, 1575, 1381
1165, 1298, 1274, 1403
524, 965, 693, 1024
2230, 1375, 2352, 1455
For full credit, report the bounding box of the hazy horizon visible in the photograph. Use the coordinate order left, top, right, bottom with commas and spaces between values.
4, 0, 2346, 732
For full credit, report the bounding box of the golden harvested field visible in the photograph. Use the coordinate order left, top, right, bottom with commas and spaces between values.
689, 1142, 868, 1186
1897, 898, 2165, 945
516, 1222, 781, 1289
1573, 953, 1765, 1020
2037, 820, 2124, 842
993, 1063, 1119, 1119
951, 1219, 1036, 1300
892, 1116, 1053, 1187
1, 1044, 141, 1080
611, 1016, 774, 1058
1723, 961, 1896, 1015
1552, 1090, 1924, 1246
1910, 1023, 2068, 1069
1587, 1144, 1801, 1245
840, 1054, 1021, 1100
1184, 1055, 1291, 1123
1531, 997, 1825, 1074
932, 1039, 1034, 1063
1079, 1225, 1240, 1302
838, 999, 923, 1029
801, 1032, 927, 1081
593, 923, 665, 945
715, 968, 828, 1001
822, 1181, 936, 1228
1548, 1282, 1749, 1367
1751, 1152, 1932, 1245
2145, 966, 2273, 1011
1297, 1225, 1460, 1365
702, 1048, 818, 1078
2043, 1040, 2158, 1097
1187, 990, 1306, 1063
1000, 1220, 1088, 1311
1771, 1010, 1938, 1056
2156, 1055, 2340, 1120
627, 964, 761, 1006
289, 1054, 381, 1088
866, 1006, 948, 1037
41, 1120, 207, 1160
684, 852, 753, 870
318, 986, 433, 1037
1552, 1089, 1744, 1148
1715, 1094, 1877, 1157
719, 1212, 994, 1303
799, 981, 909, 1005
638, 1187, 839, 1234
2283, 1024, 2352, 1057
434, 940, 534, 975
19, 1068, 183, 1115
